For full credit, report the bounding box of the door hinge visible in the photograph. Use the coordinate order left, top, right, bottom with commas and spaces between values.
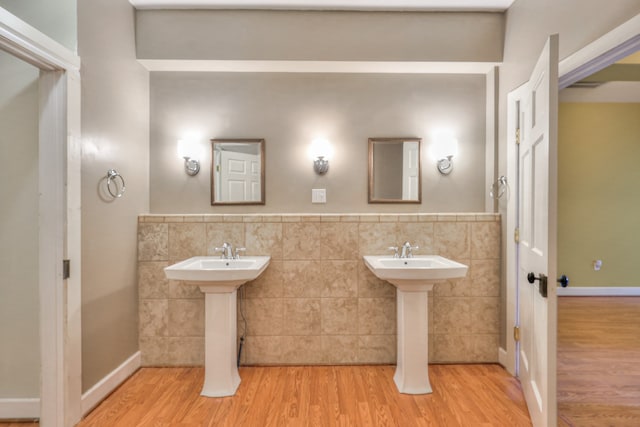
514, 227, 520, 243
515, 128, 521, 145
513, 326, 520, 342
63, 259, 70, 280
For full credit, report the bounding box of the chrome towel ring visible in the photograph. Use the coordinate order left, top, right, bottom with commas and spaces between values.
490, 175, 508, 200
106, 169, 126, 198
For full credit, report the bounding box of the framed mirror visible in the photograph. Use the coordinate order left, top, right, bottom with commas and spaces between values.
211, 138, 265, 205
368, 137, 421, 204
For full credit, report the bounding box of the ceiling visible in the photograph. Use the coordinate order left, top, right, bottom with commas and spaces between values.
129, 0, 515, 11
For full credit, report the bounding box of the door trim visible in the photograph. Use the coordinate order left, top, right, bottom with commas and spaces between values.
558, 287, 640, 297
505, 82, 527, 376
507, 12, 640, 371
0, 7, 81, 426
559, 14, 640, 89
505, 10, 640, 420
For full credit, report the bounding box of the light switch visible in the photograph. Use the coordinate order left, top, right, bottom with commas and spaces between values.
312, 188, 326, 203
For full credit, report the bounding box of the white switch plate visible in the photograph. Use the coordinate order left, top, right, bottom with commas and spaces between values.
312, 188, 326, 203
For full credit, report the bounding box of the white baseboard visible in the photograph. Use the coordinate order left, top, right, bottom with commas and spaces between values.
81, 351, 141, 417
498, 347, 508, 368
0, 398, 39, 420
557, 287, 640, 296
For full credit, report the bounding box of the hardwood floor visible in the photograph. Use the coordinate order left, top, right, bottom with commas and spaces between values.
5, 297, 639, 426
558, 296, 640, 427
66, 364, 529, 426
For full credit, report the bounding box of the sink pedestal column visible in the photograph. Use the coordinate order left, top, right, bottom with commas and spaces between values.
200, 287, 241, 397
394, 284, 434, 394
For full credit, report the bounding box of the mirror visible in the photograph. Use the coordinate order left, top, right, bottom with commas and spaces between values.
368, 137, 421, 204
211, 139, 265, 205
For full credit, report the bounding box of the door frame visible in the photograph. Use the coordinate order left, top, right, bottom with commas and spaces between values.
0, 8, 82, 426
505, 10, 640, 420
506, 13, 640, 373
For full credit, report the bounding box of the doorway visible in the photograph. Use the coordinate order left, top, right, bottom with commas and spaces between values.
0, 48, 40, 419
556, 47, 640, 426
0, 8, 82, 426
505, 19, 640, 427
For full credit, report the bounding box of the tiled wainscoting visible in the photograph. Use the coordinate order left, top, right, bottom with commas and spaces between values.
137, 213, 500, 366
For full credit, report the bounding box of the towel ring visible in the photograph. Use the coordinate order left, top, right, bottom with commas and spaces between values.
490, 176, 508, 200
106, 169, 126, 198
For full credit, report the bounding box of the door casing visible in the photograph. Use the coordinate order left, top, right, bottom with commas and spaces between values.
505, 11, 640, 426
0, 8, 82, 426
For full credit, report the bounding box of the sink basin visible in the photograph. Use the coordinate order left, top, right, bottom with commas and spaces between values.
165, 256, 270, 291
363, 255, 468, 291
363, 254, 468, 395
164, 255, 270, 397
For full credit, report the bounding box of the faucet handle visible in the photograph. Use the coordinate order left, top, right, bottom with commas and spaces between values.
388, 246, 399, 258
213, 246, 226, 259
234, 247, 246, 259
407, 244, 419, 258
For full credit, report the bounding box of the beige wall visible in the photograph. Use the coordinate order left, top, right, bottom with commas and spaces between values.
0, 51, 40, 398
136, 10, 504, 62
150, 73, 486, 214
0, 0, 76, 51
558, 103, 640, 287
138, 213, 500, 366
79, 0, 149, 392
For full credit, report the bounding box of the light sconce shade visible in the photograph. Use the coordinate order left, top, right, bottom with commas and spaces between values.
177, 139, 203, 176
430, 130, 459, 175
309, 138, 333, 175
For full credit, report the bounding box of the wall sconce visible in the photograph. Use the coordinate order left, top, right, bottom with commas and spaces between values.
430, 130, 459, 175
177, 139, 202, 176
309, 138, 333, 175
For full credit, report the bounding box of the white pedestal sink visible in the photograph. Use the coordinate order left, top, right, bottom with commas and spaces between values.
165, 256, 270, 397
363, 255, 468, 394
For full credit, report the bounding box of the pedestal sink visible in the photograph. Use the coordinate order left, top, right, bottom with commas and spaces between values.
164, 256, 270, 397
363, 255, 468, 394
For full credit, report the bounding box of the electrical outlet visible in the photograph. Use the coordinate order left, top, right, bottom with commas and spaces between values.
593, 259, 602, 271
312, 189, 326, 203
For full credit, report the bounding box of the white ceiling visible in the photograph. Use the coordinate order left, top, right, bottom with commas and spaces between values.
129, 0, 515, 11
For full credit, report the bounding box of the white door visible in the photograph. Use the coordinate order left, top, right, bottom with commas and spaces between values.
516, 35, 559, 427
220, 150, 261, 202
402, 141, 419, 200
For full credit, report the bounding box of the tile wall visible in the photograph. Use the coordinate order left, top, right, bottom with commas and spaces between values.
137, 213, 500, 366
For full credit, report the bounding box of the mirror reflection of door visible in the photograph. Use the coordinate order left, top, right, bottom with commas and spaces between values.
211, 139, 265, 205
402, 141, 419, 200
368, 137, 421, 203
219, 150, 261, 202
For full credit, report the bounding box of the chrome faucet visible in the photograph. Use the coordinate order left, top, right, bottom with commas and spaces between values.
214, 242, 234, 259
388, 242, 420, 258
400, 241, 419, 259
214, 242, 247, 260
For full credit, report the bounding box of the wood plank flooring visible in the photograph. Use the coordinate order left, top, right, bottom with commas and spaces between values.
4, 297, 640, 426
69, 364, 529, 426
557, 296, 640, 427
